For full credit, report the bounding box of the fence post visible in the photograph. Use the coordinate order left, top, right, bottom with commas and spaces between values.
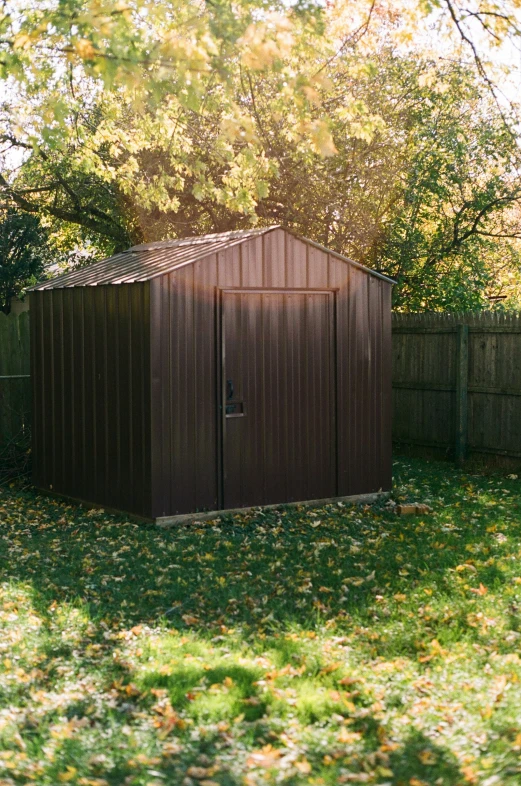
455, 323, 469, 465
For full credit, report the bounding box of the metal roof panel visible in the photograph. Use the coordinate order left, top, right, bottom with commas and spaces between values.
29, 226, 395, 289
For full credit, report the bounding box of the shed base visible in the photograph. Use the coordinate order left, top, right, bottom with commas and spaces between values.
155, 491, 389, 527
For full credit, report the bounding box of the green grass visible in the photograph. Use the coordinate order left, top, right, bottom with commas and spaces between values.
1, 458, 521, 785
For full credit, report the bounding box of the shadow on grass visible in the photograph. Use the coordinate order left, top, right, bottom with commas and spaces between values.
1, 457, 520, 647
389, 729, 465, 786
2, 456, 519, 784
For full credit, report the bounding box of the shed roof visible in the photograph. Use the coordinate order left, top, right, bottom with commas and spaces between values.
29, 225, 394, 290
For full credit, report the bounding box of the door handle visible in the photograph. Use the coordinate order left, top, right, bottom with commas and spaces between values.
226, 379, 234, 400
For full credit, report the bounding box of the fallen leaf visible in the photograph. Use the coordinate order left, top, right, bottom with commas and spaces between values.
470, 583, 487, 596
187, 766, 210, 779
247, 746, 282, 768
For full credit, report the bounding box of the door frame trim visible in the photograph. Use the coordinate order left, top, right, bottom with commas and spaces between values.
220, 287, 339, 295
218, 287, 338, 511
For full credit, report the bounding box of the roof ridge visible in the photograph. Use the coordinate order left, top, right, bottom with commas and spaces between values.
129, 226, 278, 252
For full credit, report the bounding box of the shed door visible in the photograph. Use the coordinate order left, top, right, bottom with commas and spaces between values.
221, 290, 336, 509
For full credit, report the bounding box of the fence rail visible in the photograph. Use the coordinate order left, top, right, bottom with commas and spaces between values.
392, 311, 521, 462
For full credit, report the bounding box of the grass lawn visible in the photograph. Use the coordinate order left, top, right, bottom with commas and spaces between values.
1, 458, 521, 786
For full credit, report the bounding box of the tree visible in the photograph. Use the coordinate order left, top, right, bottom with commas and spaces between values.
376, 61, 521, 310
2, 0, 520, 227
0, 0, 338, 228
0, 123, 137, 249
221, 52, 521, 311
0, 210, 50, 314
1, 3, 521, 311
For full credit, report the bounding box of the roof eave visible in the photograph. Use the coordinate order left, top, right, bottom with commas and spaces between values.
284, 229, 396, 285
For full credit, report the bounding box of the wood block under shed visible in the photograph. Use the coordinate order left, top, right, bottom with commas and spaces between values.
397, 503, 432, 516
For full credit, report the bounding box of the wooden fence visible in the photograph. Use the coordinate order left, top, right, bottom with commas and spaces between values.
393, 312, 521, 462
0, 305, 31, 472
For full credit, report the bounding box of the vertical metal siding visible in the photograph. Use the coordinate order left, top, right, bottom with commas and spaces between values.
61, 290, 74, 495
29, 293, 42, 488
116, 285, 132, 509
328, 254, 348, 494
150, 260, 221, 518
150, 228, 392, 517
42, 291, 54, 491
31, 284, 152, 517
379, 281, 392, 490
32, 228, 391, 520
105, 285, 120, 510
348, 267, 370, 494
369, 277, 381, 487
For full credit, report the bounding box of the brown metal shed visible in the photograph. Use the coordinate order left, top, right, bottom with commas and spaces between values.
29, 226, 394, 521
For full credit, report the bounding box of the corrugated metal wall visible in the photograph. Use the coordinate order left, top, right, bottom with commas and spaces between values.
31, 228, 391, 520
31, 284, 152, 517
150, 229, 392, 517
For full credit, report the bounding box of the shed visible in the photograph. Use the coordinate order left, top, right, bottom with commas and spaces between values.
29, 226, 394, 522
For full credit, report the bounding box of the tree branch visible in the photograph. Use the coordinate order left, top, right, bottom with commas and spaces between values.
0, 173, 128, 242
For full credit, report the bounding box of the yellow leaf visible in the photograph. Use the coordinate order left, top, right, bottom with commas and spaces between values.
320, 662, 341, 674
338, 728, 362, 744
418, 749, 437, 765
461, 765, 479, 783
418, 69, 437, 88
394, 593, 407, 602
187, 766, 209, 779
310, 121, 338, 157
295, 759, 311, 774
247, 745, 282, 768
58, 768, 78, 783
75, 39, 96, 59
339, 676, 358, 686
13, 34, 33, 50
302, 86, 321, 106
